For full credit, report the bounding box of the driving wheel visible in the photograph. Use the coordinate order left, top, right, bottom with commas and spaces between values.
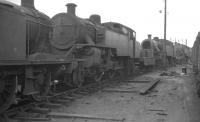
0, 76, 17, 114
107, 70, 117, 80
72, 66, 85, 88
32, 71, 50, 101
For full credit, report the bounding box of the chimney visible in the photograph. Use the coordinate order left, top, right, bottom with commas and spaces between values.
148, 34, 152, 40
21, 0, 35, 9
89, 14, 101, 24
153, 37, 159, 41
66, 3, 77, 15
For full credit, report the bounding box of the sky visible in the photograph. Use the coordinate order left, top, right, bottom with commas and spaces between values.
6, 0, 200, 47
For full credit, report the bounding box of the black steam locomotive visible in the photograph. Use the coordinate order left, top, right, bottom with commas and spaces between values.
50, 3, 136, 82
0, 0, 136, 114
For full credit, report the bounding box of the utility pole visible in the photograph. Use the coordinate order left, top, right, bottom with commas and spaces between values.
163, 0, 167, 68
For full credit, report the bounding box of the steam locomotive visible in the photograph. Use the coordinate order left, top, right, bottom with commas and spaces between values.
140, 35, 191, 67
0, 0, 136, 114
50, 3, 136, 82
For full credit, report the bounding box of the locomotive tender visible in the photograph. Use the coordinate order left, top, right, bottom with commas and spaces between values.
0, 0, 136, 114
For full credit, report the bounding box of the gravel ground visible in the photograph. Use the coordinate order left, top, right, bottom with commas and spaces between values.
14, 65, 200, 122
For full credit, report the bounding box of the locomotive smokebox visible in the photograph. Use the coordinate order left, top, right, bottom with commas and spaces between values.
21, 0, 35, 9
66, 3, 77, 15
90, 14, 101, 24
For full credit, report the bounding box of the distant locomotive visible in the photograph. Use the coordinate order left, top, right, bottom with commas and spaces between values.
175, 42, 191, 65
140, 35, 191, 67
140, 35, 156, 66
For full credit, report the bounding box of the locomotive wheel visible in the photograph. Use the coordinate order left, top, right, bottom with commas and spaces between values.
94, 72, 104, 82
107, 70, 116, 80
115, 69, 123, 79
72, 67, 84, 88
32, 72, 50, 101
0, 76, 17, 114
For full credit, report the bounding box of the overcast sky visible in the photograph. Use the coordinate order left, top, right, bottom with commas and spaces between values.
7, 0, 200, 47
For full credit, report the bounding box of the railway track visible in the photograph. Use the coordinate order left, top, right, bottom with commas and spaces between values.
0, 66, 150, 122
2, 78, 122, 122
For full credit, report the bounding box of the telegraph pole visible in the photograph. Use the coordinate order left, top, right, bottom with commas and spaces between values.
163, 0, 167, 68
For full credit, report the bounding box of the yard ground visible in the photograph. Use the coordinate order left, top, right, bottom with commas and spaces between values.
23, 65, 200, 122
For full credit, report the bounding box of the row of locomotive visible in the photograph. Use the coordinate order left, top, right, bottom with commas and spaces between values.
139, 35, 191, 67
0, 0, 136, 114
